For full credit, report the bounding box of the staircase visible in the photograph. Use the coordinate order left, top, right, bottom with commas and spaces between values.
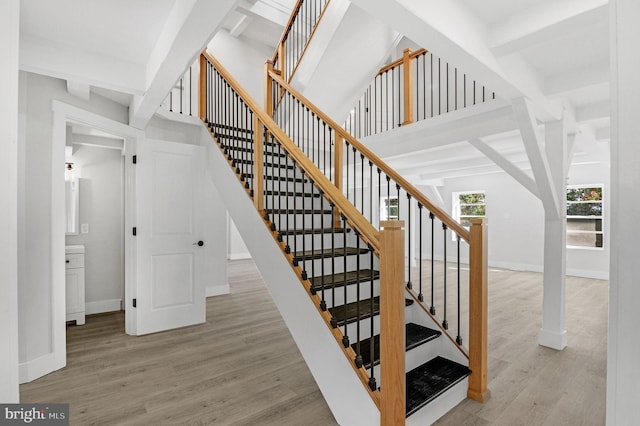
159, 2, 489, 423
195, 49, 487, 425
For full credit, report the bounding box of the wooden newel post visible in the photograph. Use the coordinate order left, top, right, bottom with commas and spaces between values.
199, 53, 207, 122
468, 218, 490, 402
402, 48, 414, 126
380, 220, 406, 426
265, 60, 274, 117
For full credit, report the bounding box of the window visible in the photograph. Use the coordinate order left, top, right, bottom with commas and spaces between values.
452, 191, 486, 239
380, 196, 399, 221
566, 185, 603, 248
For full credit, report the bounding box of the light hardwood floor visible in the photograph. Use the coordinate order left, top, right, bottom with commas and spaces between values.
21, 261, 607, 425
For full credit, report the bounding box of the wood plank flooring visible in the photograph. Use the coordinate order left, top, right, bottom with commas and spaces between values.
20, 260, 608, 425
20, 260, 338, 425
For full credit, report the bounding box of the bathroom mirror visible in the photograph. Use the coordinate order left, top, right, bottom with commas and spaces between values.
65, 178, 80, 235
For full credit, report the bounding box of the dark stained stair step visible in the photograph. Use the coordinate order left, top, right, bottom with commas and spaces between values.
245, 173, 307, 183
351, 322, 441, 369
265, 208, 332, 215
310, 269, 379, 292
225, 145, 286, 156
208, 122, 254, 134
406, 356, 472, 417
329, 296, 414, 327
264, 190, 321, 198
294, 247, 369, 261
279, 227, 351, 236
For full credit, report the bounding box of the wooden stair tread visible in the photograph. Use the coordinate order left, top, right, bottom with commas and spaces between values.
294, 247, 368, 261
351, 322, 441, 369
329, 296, 414, 327
264, 190, 320, 198
245, 173, 307, 183
406, 356, 471, 417
310, 269, 378, 291
280, 228, 351, 236
265, 208, 332, 215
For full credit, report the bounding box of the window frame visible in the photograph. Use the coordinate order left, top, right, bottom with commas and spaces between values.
566, 184, 604, 250
452, 190, 486, 240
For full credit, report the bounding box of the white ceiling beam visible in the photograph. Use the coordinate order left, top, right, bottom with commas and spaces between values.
20, 34, 146, 96
575, 100, 610, 122
230, 15, 251, 38
130, 0, 240, 129
596, 126, 610, 140
469, 138, 539, 199
512, 97, 560, 218
72, 134, 124, 151
545, 63, 609, 97
363, 101, 517, 159
490, 1, 608, 57
351, 0, 561, 121
66, 80, 91, 101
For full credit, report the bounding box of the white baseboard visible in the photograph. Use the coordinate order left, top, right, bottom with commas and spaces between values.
566, 268, 609, 280
228, 252, 251, 260
19, 352, 65, 384
85, 299, 122, 315
206, 284, 230, 298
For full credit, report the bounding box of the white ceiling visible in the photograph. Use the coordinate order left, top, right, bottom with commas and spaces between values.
18, 0, 612, 185
21, 0, 176, 66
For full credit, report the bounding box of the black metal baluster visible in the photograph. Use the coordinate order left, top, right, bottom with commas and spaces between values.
320, 189, 326, 311
430, 212, 436, 315
301, 169, 307, 281
438, 57, 442, 116
407, 193, 412, 289
386, 176, 391, 219
360, 153, 365, 218
368, 244, 376, 392
353, 146, 357, 213
341, 215, 349, 348
369, 161, 373, 223
446, 62, 449, 113
418, 203, 424, 301
456, 235, 463, 345
189, 66, 192, 116
355, 230, 363, 368
285, 151, 291, 255
442, 223, 448, 330
180, 77, 183, 114
430, 53, 434, 118
377, 168, 381, 229
331, 201, 336, 312
345, 141, 350, 204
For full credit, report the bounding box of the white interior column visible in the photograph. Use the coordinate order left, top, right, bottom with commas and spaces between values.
608, 0, 640, 423
0, 0, 21, 403
538, 118, 568, 350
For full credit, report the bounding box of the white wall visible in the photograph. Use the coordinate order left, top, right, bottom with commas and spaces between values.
65, 145, 124, 314
227, 216, 251, 260
608, 0, 640, 422
207, 29, 273, 103
416, 161, 610, 279
0, 0, 20, 402
146, 115, 203, 145
18, 71, 128, 377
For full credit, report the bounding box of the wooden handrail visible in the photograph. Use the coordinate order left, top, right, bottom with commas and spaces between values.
377, 48, 428, 76
271, 0, 331, 82
203, 50, 381, 254
271, 0, 305, 65
267, 68, 470, 241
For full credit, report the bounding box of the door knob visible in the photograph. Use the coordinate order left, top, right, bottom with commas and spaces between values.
193, 240, 205, 247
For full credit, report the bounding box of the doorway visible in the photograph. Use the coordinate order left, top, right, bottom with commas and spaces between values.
64, 124, 126, 322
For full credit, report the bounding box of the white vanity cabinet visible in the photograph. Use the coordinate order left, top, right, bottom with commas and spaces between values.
65, 245, 85, 325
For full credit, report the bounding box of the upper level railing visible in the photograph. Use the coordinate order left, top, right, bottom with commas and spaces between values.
160, 63, 196, 116
271, 0, 331, 82
344, 48, 497, 139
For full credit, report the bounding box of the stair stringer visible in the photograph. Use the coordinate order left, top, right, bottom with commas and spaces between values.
200, 126, 379, 426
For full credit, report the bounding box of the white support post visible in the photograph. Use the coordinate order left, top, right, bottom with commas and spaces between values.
513, 97, 561, 219
0, 0, 21, 402
538, 119, 568, 350
608, 0, 640, 423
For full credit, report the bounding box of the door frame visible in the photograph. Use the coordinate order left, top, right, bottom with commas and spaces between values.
51, 101, 142, 366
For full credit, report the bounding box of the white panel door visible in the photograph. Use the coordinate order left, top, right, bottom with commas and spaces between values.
133, 138, 206, 335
